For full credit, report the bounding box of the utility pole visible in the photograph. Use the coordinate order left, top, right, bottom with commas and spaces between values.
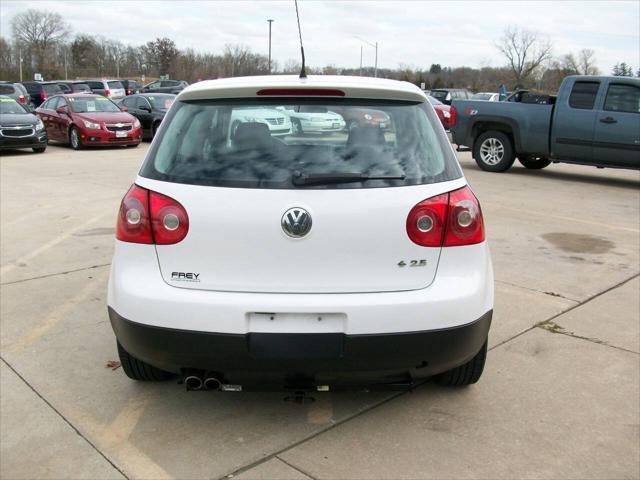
374, 41, 378, 78
267, 19, 274, 74
356, 37, 379, 77
359, 45, 363, 76
18, 48, 23, 82
64, 50, 68, 80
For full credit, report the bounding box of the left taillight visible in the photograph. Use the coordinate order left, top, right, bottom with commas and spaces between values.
116, 185, 189, 245
18, 95, 26, 104
449, 106, 457, 127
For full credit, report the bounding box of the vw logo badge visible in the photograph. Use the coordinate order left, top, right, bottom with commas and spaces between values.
281, 207, 312, 238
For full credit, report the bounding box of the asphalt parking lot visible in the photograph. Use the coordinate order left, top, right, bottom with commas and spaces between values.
1, 143, 638, 480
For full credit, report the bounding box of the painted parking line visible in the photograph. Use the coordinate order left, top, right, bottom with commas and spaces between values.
0, 213, 107, 278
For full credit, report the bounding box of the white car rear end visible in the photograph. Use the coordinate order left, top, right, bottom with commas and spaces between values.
107, 75, 493, 391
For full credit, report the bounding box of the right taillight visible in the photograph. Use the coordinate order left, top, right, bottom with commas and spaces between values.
407, 186, 484, 247
18, 95, 25, 104
105, 89, 111, 97
449, 106, 457, 127
116, 185, 189, 245
40, 92, 47, 101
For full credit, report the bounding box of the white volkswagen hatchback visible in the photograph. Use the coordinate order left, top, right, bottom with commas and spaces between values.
108, 75, 493, 391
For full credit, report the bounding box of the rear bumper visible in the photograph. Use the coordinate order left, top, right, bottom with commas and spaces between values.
109, 306, 492, 382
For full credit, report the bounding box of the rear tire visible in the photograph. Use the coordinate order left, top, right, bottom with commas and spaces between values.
473, 131, 515, 172
436, 341, 487, 386
126, 143, 139, 148
518, 154, 551, 169
117, 342, 173, 381
32, 147, 46, 153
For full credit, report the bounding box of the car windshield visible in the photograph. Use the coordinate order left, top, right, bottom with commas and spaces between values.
68, 96, 121, 113
0, 98, 27, 114
472, 93, 494, 100
427, 96, 443, 106
140, 99, 461, 189
108, 81, 124, 89
147, 95, 174, 110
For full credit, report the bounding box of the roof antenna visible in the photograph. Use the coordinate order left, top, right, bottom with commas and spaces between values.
294, 0, 307, 78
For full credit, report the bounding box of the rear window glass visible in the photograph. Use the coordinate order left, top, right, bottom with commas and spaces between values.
430, 91, 449, 101
43, 84, 62, 95
140, 99, 461, 189
22, 82, 40, 93
568, 82, 600, 110
0, 85, 14, 94
108, 81, 124, 89
86, 81, 103, 89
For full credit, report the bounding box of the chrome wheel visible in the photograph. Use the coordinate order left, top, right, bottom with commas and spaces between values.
479, 137, 504, 165
70, 128, 80, 149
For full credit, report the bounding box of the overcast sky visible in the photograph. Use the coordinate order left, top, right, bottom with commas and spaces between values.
1, 0, 638, 73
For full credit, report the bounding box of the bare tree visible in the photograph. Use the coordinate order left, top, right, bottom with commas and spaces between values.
11, 9, 69, 75
496, 26, 552, 87
577, 49, 599, 75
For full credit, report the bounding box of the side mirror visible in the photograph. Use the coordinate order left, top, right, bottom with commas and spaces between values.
120, 106, 128, 112
56, 106, 67, 114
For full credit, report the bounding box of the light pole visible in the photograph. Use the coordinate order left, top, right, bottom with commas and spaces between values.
356, 37, 378, 77
359, 45, 363, 76
18, 47, 23, 82
267, 19, 274, 74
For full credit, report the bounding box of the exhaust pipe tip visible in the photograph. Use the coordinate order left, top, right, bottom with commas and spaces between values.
203, 376, 222, 391
185, 375, 203, 391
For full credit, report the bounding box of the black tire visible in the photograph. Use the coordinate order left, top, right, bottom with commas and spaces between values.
69, 127, 82, 150
518, 154, 551, 170
117, 342, 173, 381
231, 121, 241, 139
473, 131, 515, 172
126, 143, 139, 148
436, 341, 487, 386
292, 119, 302, 135
32, 147, 46, 153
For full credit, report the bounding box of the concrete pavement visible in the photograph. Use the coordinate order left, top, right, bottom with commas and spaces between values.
1, 144, 638, 479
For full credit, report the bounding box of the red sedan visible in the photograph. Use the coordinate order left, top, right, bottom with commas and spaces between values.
36, 93, 142, 150
427, 96, 453, 130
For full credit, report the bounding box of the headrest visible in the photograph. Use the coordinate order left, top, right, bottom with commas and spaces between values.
234, 122, 271, 147
347, 126, 386, 148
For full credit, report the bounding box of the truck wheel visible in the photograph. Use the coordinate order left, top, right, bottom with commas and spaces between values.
436, 341, 487, 386
518, 154, 551, 170
117, 342, 173, 381
474, 131, 515, 172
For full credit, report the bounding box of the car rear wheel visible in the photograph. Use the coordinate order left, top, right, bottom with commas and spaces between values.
436, 340, 487, 386
117, 342, 173, 381
32, 147, 46, 153
518, 154, 551, 169
474, 131, 515, 172
69, 127, 82, 150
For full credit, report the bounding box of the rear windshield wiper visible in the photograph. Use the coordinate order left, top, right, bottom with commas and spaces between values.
292, 171, 406, 186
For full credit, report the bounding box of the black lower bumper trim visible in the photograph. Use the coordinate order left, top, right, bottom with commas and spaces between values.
109, 307, 492, 383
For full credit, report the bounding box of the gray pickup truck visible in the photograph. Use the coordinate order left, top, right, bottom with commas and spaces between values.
450, 75, 640, 172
